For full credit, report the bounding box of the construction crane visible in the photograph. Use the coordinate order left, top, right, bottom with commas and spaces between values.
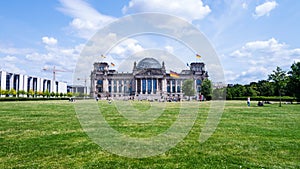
42, 66, 71, 82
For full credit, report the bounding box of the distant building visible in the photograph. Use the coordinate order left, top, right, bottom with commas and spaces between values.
213, 82, 227, 89
0, 70, 67, 95
67, 85, 87, 96
90, 57, 209, 100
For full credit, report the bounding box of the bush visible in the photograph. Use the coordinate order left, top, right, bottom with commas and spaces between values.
0, 97, 69, 102
227, 96, 298, 102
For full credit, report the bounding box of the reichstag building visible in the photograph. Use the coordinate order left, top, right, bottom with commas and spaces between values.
90, 58, 208, 100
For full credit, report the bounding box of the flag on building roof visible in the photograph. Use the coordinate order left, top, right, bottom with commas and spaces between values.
196, 54, 201, 58
170, 70, 179, 78
111, 62, 115, 67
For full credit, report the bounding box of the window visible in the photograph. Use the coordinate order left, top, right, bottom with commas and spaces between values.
142, 79, 146, 93
97, 80, 103, 85
167, 86, 170, 93
197, 79, 202, 85
98, 66, 104, 71
177, 86, 181, 93
147, 79, 152, 94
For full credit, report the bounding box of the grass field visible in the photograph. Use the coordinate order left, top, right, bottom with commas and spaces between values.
0, 100, 299, 168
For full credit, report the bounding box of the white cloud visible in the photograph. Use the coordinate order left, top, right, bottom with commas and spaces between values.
42, 36, 58, 46
0, 46, 33, 55
109, 38, 144, 59
254, 1, 278, 18
122, 0, 211, 22
244, 38, 285, 51
58, 0, 115, 39
242, 2, 248, 9
0, 55, 26, 74
226, 38, 300, 84
2, 55, 18, 62
230, 50, 251, 58
230, 38, 285, 57
0, 62, 26, 75
165, 45, 174, 54
24, 43, 84, 84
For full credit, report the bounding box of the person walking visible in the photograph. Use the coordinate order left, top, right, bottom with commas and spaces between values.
247, 97, 251, 107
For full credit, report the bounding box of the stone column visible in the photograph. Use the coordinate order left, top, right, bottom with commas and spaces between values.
180, 80, 183, 100
103, 79, 108, 92
180, 80, 183, 93
94, 80, 97, 95
16, 75, 19, 91
156, 78, 159, 94
194, 79, 197, 94
135, 79, 138, 95
116, 80, 119, 94
162, 78, 166, 93
170, 80, 173, 93
151, 78, 154, 94
112, 79, 115, 95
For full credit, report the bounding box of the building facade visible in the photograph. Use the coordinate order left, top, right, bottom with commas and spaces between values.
0, 70, 67, 96
67, 85, 87, 96
90, 58, 208, 100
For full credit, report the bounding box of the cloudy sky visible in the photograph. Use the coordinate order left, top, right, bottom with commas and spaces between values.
0, 0, 299, 85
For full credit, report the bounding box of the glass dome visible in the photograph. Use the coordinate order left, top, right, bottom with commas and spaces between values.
136, 58, 161, 69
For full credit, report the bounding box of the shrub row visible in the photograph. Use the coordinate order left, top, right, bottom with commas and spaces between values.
0, 97, 70, 102
227, 96, 299, 102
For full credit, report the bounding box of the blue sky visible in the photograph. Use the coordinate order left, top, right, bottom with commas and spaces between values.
0, 0, 299, 85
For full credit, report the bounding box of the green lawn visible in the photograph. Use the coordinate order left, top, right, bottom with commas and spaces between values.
0, 100, 299, 168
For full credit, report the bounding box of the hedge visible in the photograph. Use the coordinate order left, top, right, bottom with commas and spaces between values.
227, 96, 299, 102
0, 97, 70, 102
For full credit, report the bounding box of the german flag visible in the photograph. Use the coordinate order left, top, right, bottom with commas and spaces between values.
111, 62, 115, 66
170, 70, 179, 78
196, 54, 201, 59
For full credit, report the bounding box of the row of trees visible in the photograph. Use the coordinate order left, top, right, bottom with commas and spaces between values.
180, 62, 300, 103
226, 62, 300, 105
0, 89, 74, 98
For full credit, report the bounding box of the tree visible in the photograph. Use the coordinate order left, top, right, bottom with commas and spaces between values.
256, 80, 275, 96
244, 85, 258, 97
1, 90, 9, 97
44, 90, 50, 98
28, 89, 35, 97
9, 89, 17, 97
50, 92, 56, 97
182, 79, 195, 100
17, 90, 26, 97
268, 66, 288, 107
212, 87, 226, 100
37, 91, 43, 97
287, 62, 300, 99
67, 92, 73, 97
201, 79, 212, 100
